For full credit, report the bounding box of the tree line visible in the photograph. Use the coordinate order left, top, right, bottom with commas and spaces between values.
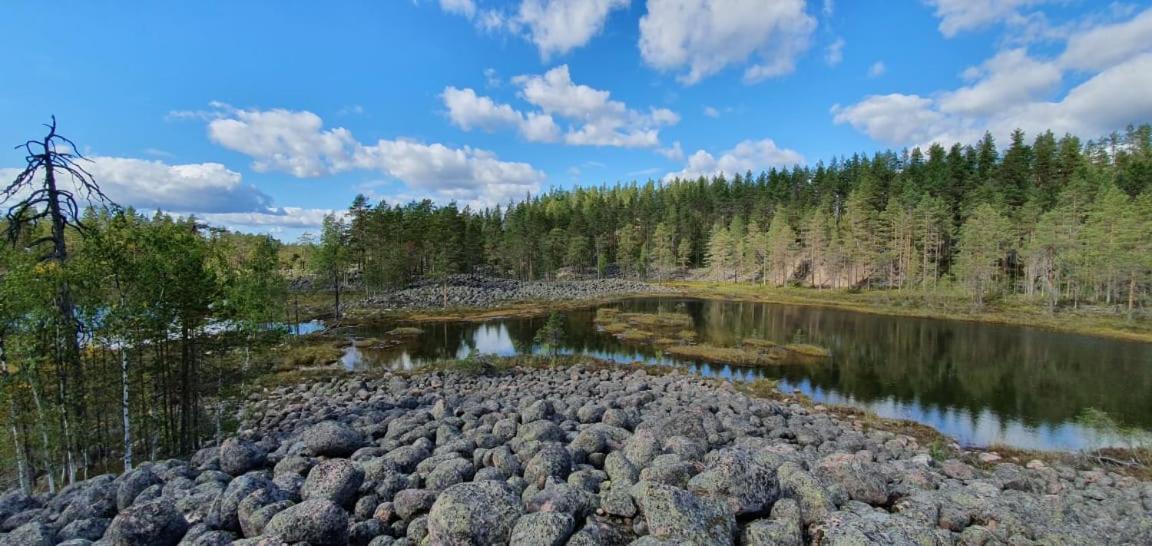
315, 125, 1152, 314
1, 121, 287, 492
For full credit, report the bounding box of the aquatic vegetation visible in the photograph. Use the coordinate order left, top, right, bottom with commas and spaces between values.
386, 326, 425, 337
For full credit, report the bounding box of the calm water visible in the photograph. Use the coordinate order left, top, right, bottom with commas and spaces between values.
339, 298, 1152, 451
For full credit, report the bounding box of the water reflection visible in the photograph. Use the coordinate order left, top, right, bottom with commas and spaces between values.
337, 298, 1152, 451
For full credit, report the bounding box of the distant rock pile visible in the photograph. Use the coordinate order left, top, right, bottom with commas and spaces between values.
357, 274, 675, 310
2, 364, 1150, 545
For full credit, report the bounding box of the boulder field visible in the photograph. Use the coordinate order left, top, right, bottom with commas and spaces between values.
355, 274, 674, 310
2, 364, 1150, 545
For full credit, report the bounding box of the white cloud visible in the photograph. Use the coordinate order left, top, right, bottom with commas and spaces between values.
658, 141, 684, 161
517, 0, 629, 59
197, 207, 337, 229
1059, 7, 1152, 71
833, 53, 1152, 148
439, 0, 476, 18
867, 61, 886, 77
835, 7, 1152, 148
703, 106, 720, 118
435, 0, 627, 59
664, 138, 804, 180
208, 107, 357, 177
924, 0, 1047, 37
822, 0, 834, 17
444, 65, 679, 148
938, 49, 1061, 116
638, 0, 817, 84
832, 94, 948, 145
825, 37, 845, 66
2, 157, 272, 215
194, 104, 546, 204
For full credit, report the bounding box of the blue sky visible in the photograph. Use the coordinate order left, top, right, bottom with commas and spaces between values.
2, 0, 1150, 239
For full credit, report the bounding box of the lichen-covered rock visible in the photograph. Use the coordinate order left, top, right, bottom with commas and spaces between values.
688, 447, 779, 515
778, 462, 835, 527
219, 438, 268, 477
0, 521, 55, 546
742, 498, 802, 546
510, 512, 575, 546
105, 498, 189, 546
524, 444, 572, 488
393, 489, 438, 521
301, 421, 365, 457
262, 498, 349, 545
426, 481, 524, 545
425, 458, 475, 491
117, 467, 164, 510
814, 453, 889, 506
637, 483, 735, 544
302, 458, 364, 507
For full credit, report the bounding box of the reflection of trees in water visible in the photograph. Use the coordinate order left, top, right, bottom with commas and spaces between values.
677, 298, 1152, 429
355, 298, 1152, 431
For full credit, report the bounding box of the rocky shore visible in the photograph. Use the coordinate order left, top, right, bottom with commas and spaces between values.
2, 362, 1150, 546
356, 274, 675, 311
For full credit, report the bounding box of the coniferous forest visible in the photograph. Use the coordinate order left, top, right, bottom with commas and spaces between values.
2, 124, 1151, 492
328, 126, 1152, 314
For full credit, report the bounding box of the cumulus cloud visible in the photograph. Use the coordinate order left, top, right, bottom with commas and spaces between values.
435, 0, 627, 58
188, 103, 546, 204
1, 157, 272, 214
834, 7, 1152, 148
517, 0, 629, 59
938, 49, 1061, 115
638, 0, 817, 84
924, 0, 1048, 37
834, 53, 1152, 148
664, 138, 805, 181
867, 61, 886, 77
1059, 7, 1152, 71
443, 65, 679, 148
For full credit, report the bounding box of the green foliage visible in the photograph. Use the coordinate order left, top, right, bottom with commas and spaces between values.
533, 312, 566, 359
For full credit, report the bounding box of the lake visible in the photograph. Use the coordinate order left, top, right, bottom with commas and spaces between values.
338, 297, 1152, 451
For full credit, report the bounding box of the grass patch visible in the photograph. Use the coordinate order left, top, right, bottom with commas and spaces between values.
663, 343, 826, 367
276, 342, 344, 370
783, 343, 832, 358
385, 326, 424, 337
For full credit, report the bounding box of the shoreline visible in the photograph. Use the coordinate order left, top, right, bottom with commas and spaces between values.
665, 281, 1152, 344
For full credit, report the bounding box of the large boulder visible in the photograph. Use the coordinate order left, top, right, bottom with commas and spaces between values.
219, 438, 268, 477
778, 462, 835, 527
117, 468, 163, 511
302, 459, 364, 507
509, 512, 576, 546
0, 521, 55, 546
813, 453, 889, 506
301, 421, 365, 457
206, 473, 274, 532
687, 447, 779, 516
104, 498, 189, 546
637, 483, 735, 545
262, 498, 349, 546
427, 481, 524, 545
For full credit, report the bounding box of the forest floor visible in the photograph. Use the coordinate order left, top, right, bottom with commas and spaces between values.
668, 281, 1152, 343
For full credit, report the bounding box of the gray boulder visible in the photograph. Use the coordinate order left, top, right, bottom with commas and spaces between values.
302, 459, 364, 507
105, 498, 190, 546
427, 481, 524, 545
262, 498, 349, 545
687, 447, 779, 515
637, 483, 735, 545
509, 512, 575, 546
219, 438, 268, 477
302, 421, 365, 457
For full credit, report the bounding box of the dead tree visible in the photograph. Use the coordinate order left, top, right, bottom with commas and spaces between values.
2, 116, 117, 485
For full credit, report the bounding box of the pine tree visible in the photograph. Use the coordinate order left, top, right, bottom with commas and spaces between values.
954, 204, 1012, 305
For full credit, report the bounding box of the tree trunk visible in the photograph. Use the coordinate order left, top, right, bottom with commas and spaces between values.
121, 347, 132, 472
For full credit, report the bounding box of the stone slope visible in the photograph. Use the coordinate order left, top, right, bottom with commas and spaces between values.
2, 364, 1150, 545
